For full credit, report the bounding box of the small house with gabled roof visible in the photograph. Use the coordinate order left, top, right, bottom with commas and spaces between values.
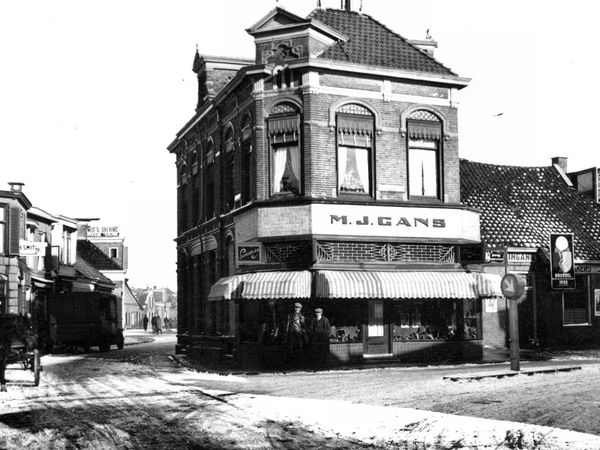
461, 157, 600, 349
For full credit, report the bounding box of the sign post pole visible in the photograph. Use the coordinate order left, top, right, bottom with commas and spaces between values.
500, 273, 525, 372
508, 297, 520, 371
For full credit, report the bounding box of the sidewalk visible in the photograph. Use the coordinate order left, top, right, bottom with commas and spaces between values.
219, 392, 600, 450
171, 348, 600, 449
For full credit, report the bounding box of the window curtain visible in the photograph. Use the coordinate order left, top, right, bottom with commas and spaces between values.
288, 145, 301, 187
273, 147, 287, 192
355, 148, 370, 194
409, 149, 437, 197
337, 146, 348, 190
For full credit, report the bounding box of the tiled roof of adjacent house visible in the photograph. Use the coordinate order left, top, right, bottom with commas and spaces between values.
308, 8, 455, 76
77, 240, 122, 271
74, 258, 115, 285
460, 159, 600, 260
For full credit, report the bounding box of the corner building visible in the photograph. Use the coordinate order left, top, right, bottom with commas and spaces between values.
168, 5, 501, 367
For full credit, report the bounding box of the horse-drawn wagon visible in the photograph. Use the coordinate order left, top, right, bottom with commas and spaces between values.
0, 314, 41, 392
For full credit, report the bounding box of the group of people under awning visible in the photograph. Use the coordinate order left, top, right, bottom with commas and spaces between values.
284, 302, 331, 366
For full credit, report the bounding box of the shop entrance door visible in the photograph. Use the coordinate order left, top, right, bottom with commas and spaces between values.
364, 300, 390, 356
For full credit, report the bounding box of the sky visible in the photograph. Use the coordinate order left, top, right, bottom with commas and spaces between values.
1, 0, 599, 291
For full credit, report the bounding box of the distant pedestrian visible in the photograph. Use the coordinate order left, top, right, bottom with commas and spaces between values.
154, 315, 162, 335
150, 315, 157, 333
164, 317, 170, 330
142, 314, 149, 332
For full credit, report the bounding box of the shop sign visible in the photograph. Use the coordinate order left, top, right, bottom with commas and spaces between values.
87, 225, 120, 237
19, 240, 47, 257
314, 204, 480, 242
485, 250, 505, 263
550, 233, 575, 289
575, 265, 600, 274
237, 244, 261, 265
507, 252, 533, 263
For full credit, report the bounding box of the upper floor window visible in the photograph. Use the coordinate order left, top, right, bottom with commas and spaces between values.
268, 102, 301, 195
0, 206, 5, 254
241, 114, 253, 204
61, 230, 72, 264
337, 104, 374, 196
224, 126, 235, 211
109, 247, 119, 259
407, 110, 442, 199
205, 139, 215, 220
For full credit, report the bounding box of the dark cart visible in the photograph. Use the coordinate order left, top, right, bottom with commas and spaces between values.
0, 314, 41, 392
47, 292, 124, 353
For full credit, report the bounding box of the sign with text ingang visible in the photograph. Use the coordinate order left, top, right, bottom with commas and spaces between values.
311, 203, 481, 241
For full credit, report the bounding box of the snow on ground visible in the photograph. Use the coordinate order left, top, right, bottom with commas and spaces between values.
1, 333, 600, 449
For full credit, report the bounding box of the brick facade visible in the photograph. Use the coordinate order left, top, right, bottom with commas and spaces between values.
168, 6, 493, 366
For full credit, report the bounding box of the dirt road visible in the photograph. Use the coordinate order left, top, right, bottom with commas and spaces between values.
1, 333, 599, 449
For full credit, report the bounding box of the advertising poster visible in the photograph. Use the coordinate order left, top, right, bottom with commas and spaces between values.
595, 289, 600, 317
550, 233, 575, 289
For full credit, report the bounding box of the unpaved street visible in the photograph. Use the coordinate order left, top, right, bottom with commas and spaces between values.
0, 334, 368, 449
1, 332, 600, 449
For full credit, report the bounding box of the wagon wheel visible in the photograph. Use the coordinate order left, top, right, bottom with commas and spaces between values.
33, 349, 41, 386
20, 350, 33, 371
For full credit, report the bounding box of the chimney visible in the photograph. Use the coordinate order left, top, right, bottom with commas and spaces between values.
342, 0, 352, 11
8, 182, 24, 193
409, 30, 437, 57
551, 157, 568, 173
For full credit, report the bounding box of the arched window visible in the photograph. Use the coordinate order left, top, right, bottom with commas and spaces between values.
204, 139, 215, 219
267, 102, 301, 195
336, 104, 374, 196
407, 110, 443, 199
223, 125, 235, 211
240, 113, 253, 204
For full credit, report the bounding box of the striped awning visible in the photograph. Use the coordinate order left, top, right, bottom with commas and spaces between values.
208, 271, 312, 301
208, 275, 246, 301
315, 271, 502, 300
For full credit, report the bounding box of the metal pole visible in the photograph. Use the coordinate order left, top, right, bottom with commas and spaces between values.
509, 296, 520, 371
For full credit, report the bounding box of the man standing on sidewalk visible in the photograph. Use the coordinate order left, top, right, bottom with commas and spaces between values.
310, 307, 331, 367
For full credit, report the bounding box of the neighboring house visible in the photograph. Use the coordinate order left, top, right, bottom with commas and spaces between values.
75, 220, 128, 328
460, 157, 600, 349
567, 164, 600, 203
0, 182, 32, 314
122, 279, 144, 329
168, 5, 502, 367
1, 182, 115, 351
136, 286, 177, 329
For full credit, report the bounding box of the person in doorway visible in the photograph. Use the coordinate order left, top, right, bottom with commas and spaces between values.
309, 307, 331, 366
285, 303, 306, 355
143, 314, 149, 332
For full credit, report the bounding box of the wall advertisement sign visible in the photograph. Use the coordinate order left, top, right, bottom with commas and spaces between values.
19, 240, 47, 257
595, 289, 600, 317
237, 244, 262, 265
550, 233, 575, 289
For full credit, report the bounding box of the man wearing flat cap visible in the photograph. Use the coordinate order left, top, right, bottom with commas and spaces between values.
310, 307, 331, 366
285, 302, 306, 355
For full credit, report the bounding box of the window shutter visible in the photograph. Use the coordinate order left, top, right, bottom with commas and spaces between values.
9, 206, 22, 255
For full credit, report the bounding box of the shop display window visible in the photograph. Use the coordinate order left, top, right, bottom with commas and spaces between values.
392, 299, 481, 341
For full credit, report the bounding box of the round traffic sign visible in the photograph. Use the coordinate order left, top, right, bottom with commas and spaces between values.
501, 273, 525, 299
